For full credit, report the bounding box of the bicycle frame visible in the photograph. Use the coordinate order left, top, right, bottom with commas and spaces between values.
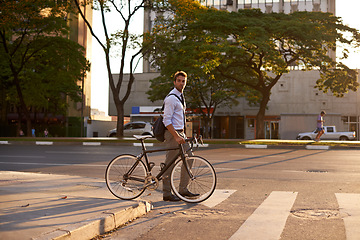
134, 139, 194, 184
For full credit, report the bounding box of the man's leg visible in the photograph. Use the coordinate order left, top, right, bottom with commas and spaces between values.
179, 139, 194, 192
163, 130, 178, 197
315, 128, 321, 141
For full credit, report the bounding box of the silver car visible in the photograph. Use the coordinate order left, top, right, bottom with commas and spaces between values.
107, 121, 153, 137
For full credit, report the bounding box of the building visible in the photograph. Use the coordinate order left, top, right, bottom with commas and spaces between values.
67, 2, 93, 137
203, 0, 335, 14
108, 0, 360, 140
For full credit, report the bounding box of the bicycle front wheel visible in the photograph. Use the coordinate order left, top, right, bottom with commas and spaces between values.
105, 154, 147, 200
171, 156, 216, 203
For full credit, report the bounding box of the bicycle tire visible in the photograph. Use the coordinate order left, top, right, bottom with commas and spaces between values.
105, 154, 147, 200
171, 156, 216, 203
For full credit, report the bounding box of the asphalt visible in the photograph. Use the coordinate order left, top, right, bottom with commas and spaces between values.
1, 138, 360, 240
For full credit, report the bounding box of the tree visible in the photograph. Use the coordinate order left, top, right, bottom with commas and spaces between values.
188, 9, 360, 138
74, 0, 153, 137
0, 0, 89, 136
146, 0, 245, 138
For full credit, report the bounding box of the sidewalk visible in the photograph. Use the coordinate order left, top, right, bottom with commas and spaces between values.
0, 171, 153, 240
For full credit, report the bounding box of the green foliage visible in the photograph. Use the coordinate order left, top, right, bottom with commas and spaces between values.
0, 0, 89, 117
146, 0, 244, 121
147, 5, 360, 138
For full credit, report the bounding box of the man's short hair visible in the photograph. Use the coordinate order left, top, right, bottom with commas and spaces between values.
173, 71, 187, 81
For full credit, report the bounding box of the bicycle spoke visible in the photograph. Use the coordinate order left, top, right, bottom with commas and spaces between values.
171, 156, 217, 203
105, 154, 147, 200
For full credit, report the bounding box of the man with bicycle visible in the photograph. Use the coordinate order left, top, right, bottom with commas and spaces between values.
162, 71, 198, 201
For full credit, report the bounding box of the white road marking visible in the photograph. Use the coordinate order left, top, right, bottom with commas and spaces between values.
335, 193, 360, 240
0, 161, 106, 167
83, 142, 101, 146
45, 151, 116, 154
305, 145, 330, 150
133, 143, 153, 147
0, 141, 9, 144
36, 141, 53, 145
0, 155, 45, 158
201, 189, 236, 208
229, 191, 298, 240
245, 144, 267, 149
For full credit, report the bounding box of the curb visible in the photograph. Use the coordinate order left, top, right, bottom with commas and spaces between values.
32, 201, 152, 240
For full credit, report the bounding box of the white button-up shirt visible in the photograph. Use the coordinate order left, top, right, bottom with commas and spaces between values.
163, 88, 185, 130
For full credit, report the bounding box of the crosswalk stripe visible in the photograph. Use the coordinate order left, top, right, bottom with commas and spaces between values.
335, 193, 360, 240
201, 189, 236, 208
229, 191, 298, 240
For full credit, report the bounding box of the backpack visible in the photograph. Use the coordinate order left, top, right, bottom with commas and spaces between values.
153, 94, 184, 142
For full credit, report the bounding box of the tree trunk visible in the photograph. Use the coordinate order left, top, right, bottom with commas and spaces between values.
13, 74, 32, 136
255, 90, 270, 139
115, 99, 124, 138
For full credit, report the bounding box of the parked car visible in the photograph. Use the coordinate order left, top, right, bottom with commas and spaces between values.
107, 121, 153, 137
296, 126, 356, 141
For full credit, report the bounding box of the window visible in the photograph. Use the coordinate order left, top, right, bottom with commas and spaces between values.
124, 124, 132, 130
350, 116, 357, 122
327, 127, 334, 133
133, 123, 146, 129
247, 119, 255, 128
341, 116, 349, 123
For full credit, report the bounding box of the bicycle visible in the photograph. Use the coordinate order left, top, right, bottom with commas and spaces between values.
105, 135, 217, 203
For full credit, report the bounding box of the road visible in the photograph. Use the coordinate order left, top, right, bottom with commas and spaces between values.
1, 144, 360, 240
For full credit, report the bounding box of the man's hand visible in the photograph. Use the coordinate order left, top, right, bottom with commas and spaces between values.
174, 134, 185, 144
166, 124, 185, 144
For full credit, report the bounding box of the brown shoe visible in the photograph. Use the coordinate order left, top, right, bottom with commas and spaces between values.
180, 190, 200, 197
163, 194, 181, 201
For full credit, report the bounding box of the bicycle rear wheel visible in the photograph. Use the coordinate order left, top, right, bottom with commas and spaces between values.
171, 156, 216, 203
105, 154, 146, 200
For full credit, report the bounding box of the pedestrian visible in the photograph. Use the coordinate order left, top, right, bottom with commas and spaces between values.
31, 128, 36, 137
315, 111, 326, 141
44, 128, 48, 137
222, 128, 226, 138
162, 71, 198, 201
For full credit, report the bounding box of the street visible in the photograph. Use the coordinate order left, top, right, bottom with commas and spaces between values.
1, 144, 360, 239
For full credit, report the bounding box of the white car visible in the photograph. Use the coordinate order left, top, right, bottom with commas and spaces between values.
296, 126, 356, 141
107, 121, 153, 137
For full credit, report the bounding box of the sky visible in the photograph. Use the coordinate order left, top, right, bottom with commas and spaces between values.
90, 1, 360, 116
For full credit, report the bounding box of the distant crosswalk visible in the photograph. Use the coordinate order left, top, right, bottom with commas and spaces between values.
202, 190, 360, 240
